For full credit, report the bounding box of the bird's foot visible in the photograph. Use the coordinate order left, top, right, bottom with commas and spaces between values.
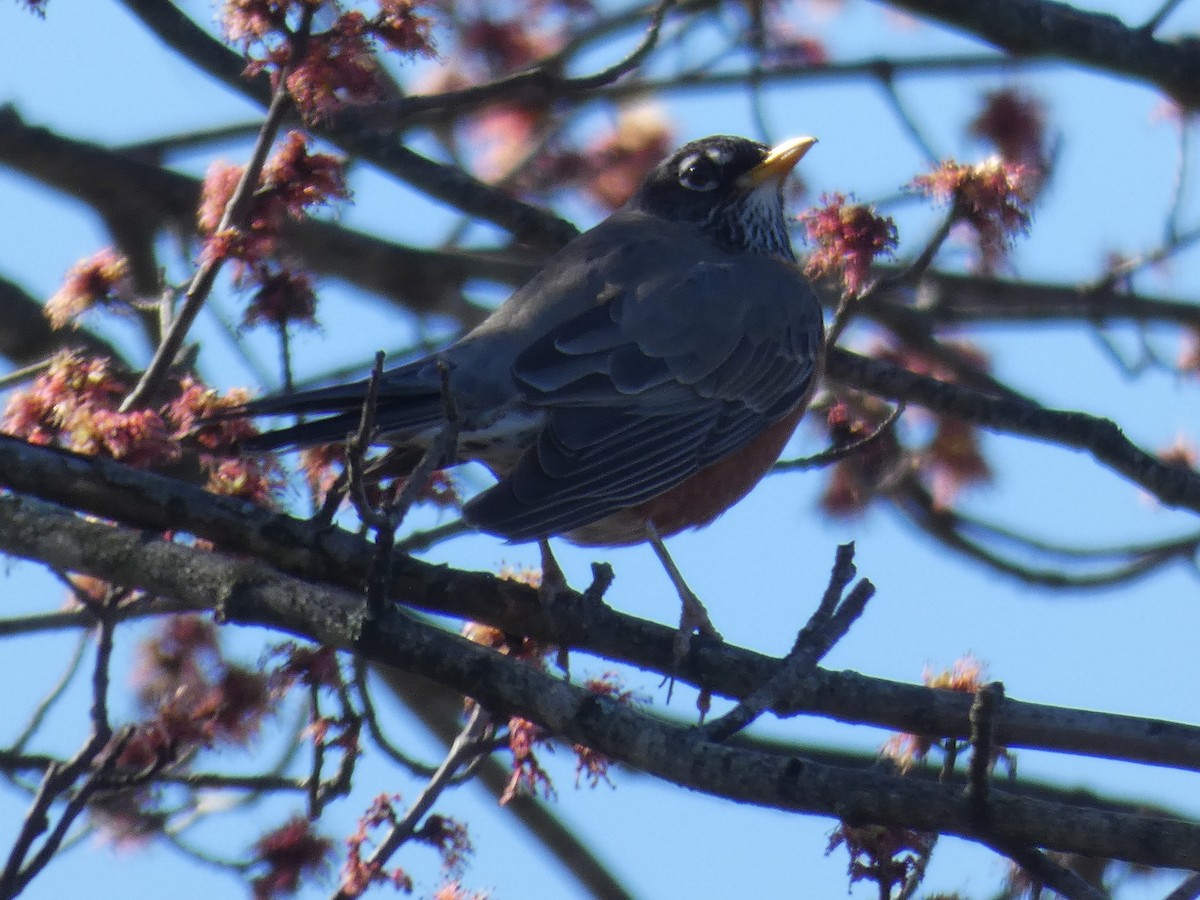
673, 583, 723, 668
645, 523, 724, 683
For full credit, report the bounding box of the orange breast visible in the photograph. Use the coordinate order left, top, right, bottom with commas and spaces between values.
565, 403, 809, 547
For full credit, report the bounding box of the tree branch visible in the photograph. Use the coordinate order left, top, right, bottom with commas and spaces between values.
0, 493, 1197, 870
116, 0, 580, 249
874, 0, 1200, 107
0, 443, 1199, 776
826, 346, 1200, 515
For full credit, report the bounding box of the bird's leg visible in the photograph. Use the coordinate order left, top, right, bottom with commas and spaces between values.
646, 522, 723, 666
538, 539, 572, 673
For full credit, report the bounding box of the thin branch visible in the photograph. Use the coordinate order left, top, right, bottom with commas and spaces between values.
774, 402, 905, 472
352, 661, 440, 778
966, 682, 1003, 817
10, 632, 89, 754
702, 543, 874, 742
0, 725, 131, 898
1166, 872, 1200, 900
0, 358, 53, 392
1166, 116, 1192, 244
330, 707, 490, 899
117, 0, 581, 250
982, 837, 1108, 900
1143, 0, 1189, 34
119, 8, 315, 412
824, 346, 1200, 516
889, 477, 1200, 590
877, 69, 940, 165
395, 518, 472, 553
0, 597, 192, 638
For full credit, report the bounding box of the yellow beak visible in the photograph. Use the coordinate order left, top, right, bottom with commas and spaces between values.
742, 136, 818, 189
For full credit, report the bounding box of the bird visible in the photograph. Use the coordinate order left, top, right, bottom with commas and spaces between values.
233, 134, 824, 647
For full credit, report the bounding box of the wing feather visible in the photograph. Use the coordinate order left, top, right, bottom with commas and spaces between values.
464, 253, 823, 540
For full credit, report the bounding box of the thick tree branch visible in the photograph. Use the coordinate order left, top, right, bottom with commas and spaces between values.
875, 0, 1200, 107
0, 437, 1198, 775
0, 107, 537, 325
10, 108, 1200, 356
877, 266, 1200, 329
0, 492, 1197, 870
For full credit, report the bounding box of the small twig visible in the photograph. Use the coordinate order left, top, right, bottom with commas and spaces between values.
823, 202, 958, 352
891, 474, 1199, 590
1142, 0, 1188, 33
1165, 115, 1191, 244
898, 203, 962, 286
115, 119, 265, 158
701, 543, 875, 742
370, 361, 459, 617
359, 0, 677, 125
0, 726, 132, 898
313, 719, 360, 813
1083, 223, 1200, 294
278, 324, 295, 395
10, 633, 89, 755
352, 661, 440, 778
1089, 325, 1155, 378
330, 706, 491, 900
822, 198, 960, 352
982, 838, 1106, 900
823, 289, 867, 354
159, 830, 253, 875
895, 834, 937, 900
877, 67, 940, 165
939, 739, 959, 783
560, 0, 677, 91
743, 3, 773, 146
0, 358, 53, 392
87, 602, 118, 744
395, 518, 472, 553
1166, 871, 1200, 900
311, 470, 350, 528
0, 610, 136, 872
346, 352, 389, 531
156, 286, 175, 344
385, 360, 460, 530
774, 401, 904, 472
119, 7, 316, 412
0, 597, 193, 638
967, 682, 1004, 820
305, 681, 325, 820
581, 563, 615, 608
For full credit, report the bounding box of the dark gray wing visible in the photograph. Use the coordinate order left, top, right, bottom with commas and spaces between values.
464, 256, 823, 540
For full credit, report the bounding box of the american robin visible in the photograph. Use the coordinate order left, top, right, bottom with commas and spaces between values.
237, 134, 824, 644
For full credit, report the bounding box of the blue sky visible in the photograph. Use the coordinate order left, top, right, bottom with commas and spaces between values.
3, 1, 1200, 897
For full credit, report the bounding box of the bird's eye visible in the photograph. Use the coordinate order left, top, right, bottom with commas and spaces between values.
677, 154, 720, 192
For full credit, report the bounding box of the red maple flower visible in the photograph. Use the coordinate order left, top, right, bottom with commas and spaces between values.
44, 249, 133, 328
802, 193, 898, 295
912, 158, 1032, 273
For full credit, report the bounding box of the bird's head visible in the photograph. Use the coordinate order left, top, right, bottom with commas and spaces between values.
628, 134, 817, 261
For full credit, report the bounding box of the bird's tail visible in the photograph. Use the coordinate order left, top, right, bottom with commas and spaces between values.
216, 369, 447, 453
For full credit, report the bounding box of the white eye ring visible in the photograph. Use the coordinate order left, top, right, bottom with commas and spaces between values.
677, 153, 720, 192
